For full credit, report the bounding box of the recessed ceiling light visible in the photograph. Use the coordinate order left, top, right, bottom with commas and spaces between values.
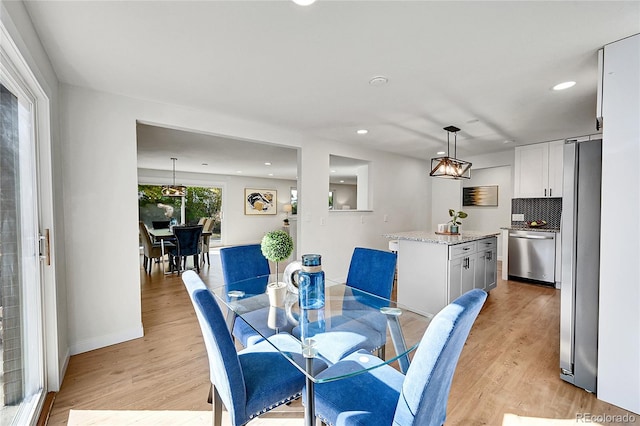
553, 81, 576, 91
369, 76, 389, 86
264, 162, 272, 166
437, 151, 446, 155
236, 170, 242, 174
268, 173, 274, 176
356, 129, 368, 135
292, 0, 316, 5
340, 180, 345, 183
331, 170, 336, 173
504, 139, 514, 144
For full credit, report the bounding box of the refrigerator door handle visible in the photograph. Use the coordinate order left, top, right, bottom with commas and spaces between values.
560, 141, 578, 375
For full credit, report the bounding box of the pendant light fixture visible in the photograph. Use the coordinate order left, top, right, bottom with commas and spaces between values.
162, 157, 186, 197
430, 125, 472, 179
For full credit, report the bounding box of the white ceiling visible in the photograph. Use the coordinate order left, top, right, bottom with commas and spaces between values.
23, 1, 640, 179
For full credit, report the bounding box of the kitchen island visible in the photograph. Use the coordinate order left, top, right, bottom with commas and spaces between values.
384, 231, 499, 315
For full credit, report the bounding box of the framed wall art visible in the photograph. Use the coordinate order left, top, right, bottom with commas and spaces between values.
245, 188, 277, 215
463, 185, 498, 207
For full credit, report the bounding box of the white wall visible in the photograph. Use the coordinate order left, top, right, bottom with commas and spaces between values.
430, 179, 462, 231
2, 1, 68, 390
598, 33, 640, 414
60, 84, 429, 353
462, 166, 512, 259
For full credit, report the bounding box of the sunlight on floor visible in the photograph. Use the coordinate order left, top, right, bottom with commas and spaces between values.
68, 409, 304, 425
503, 413, 603, 425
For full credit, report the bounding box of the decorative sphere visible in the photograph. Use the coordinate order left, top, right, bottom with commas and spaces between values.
261, 230, 294, 262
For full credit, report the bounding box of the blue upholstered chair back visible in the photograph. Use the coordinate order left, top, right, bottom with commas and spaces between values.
346, 247, 397, 299
394, 288, 487, 426
152, 220, 170, 229
220, 244, 270, 294
183, 272, 248, 425
172, 225, 203, 257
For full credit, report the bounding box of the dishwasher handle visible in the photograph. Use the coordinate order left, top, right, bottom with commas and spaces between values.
509, 233, 555, 240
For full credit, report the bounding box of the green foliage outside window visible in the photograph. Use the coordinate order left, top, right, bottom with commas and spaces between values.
138, 185, 222, 233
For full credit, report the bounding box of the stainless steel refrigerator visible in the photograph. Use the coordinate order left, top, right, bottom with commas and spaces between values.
560, 138, 602, 393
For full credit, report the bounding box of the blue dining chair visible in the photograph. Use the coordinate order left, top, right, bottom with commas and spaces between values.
219, 244, 270, 295
219, 244, 294, 346
343, 247, 397, 356
182, 270, 315, 426
293, 247, 397, 363
168, 225, 203, 275
309, 288, 487, 426
346, 247, 397, 300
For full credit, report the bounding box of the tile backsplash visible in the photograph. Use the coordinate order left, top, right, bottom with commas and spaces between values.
511, 198, 562, 229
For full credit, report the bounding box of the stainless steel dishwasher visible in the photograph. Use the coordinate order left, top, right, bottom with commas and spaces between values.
508, 230, 556, 285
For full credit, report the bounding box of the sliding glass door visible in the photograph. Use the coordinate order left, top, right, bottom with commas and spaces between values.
138, 185, 223, 244
0, 82, 45, 424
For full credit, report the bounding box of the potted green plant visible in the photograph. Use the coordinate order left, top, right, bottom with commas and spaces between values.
448, 209, 468, 234
261, 230, 294, 306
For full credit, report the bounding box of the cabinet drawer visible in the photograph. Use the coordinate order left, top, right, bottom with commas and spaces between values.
477, 238, 497, 252
449, 242, 476, 259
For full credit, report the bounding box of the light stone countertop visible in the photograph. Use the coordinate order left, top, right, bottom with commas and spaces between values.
383, 231, 500, 246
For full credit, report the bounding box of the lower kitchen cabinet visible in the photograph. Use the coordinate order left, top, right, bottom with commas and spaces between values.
448, 241, 477, 301
448, 237, 497, 301
476, 238, 497, 291
395, 234, 498, 315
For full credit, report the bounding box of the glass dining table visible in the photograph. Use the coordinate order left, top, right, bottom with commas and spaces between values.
210, 274, 433, 426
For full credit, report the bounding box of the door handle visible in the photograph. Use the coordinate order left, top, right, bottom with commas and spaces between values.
509, 234, 554, 240
544, 188, 547, 196
39, 229, 51, 266
550, 188, 552, 197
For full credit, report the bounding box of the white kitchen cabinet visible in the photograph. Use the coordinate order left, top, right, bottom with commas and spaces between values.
514, 140, 563, 198
394, 234, 498, 315
448, 241, 477, 301
547, 140, 564, 197
474, 238, 497, 291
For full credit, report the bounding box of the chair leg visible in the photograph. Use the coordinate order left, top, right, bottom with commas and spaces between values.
212, 385, 222, 426
206, 252, 210, 265
194, 254, 200, 273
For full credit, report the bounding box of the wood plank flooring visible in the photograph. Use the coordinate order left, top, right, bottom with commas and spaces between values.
47, 256, 636, 425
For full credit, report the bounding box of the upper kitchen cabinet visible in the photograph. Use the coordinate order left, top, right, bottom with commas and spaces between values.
513, 140, 563, 198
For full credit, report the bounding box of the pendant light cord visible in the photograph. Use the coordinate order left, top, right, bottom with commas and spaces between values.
171, 157, 177, 185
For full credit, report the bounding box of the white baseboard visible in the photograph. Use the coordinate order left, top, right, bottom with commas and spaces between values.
70, 324, 144, 355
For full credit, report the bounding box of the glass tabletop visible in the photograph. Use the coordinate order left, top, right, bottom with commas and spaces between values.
210, 274, 433, 383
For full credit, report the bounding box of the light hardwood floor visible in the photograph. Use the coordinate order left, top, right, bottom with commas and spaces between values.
46, 255, 636, 425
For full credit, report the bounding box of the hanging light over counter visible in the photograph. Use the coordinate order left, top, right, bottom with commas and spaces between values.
162, 157, 186, 197
430, 125, 472, 179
